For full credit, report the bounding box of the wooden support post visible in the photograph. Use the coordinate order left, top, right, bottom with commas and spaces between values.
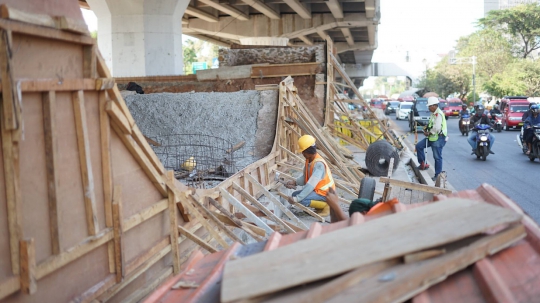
167, 171, 181, 274
112, 186, 124, 282
19, 238, 37, 294
207, 197, 263, 242
73, 90, 99, 236
244, 173, 308, 230
220, 187, 274, 236
232, 182, 295, 233
1, 102, 21, 274
188, 194, 246, 244
275, 191, 325, 223
82, 44, 96, 79
105, 100, 132, 134
177, 225, 218, 253
42, 91, 60, 254
99, 91, 115, 273
0, 29, 20, 131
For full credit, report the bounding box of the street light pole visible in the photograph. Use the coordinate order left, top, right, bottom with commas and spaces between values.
472, 56, 477, 105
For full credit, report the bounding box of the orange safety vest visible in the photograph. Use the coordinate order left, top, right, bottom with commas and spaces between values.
304, 154, 335, 196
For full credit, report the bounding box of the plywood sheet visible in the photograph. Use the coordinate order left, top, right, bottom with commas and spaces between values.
84, 91, 106, 230
18, 93, 51, 263
110, 130, 162, 219
221, 199, 522, 302
3, 244, 109, 303
123, 212, 169, 264
55, 91, 87, 250
12, 34, 83, 79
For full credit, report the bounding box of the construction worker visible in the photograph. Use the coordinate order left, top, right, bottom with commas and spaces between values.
415, 97, 447, 181
285, 135, 336, 217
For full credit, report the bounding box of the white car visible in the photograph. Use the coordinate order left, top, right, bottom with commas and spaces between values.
396, 102, 413, 120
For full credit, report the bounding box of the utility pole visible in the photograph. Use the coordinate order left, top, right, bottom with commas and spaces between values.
450, 56, 477, 104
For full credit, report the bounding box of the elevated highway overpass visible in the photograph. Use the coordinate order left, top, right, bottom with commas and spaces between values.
81, 0, 380, 78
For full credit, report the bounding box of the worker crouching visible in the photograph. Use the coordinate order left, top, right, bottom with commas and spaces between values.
285, 135, 335, 217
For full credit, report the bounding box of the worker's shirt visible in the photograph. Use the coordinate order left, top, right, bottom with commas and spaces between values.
427, 107, 447, 141
294, 161, 325, 202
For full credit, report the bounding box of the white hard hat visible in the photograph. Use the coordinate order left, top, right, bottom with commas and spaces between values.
427, 97, 439, 106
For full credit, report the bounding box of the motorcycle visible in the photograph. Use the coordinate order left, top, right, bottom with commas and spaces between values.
459, 114, 470, 136
473, 124, 492, 161
527, 124, 540, 162
491, 114, 503, 133
517, 126, 528, 154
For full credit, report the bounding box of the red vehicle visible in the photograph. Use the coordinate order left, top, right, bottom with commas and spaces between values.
442, 98, 463, 119
370, 98, 386, 110
500, 96, 530, 130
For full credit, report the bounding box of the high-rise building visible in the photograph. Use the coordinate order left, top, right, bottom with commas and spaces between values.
485, 0, 540, 15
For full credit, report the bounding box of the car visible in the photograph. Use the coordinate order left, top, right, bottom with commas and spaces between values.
396, 102, 413, 120
408, 98, 431, 132
385, 101, 400, 115
442, 98, 463, 119
370, 98, 386, 110
500, 96, 529, 130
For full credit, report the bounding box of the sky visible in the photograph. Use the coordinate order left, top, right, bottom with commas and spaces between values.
81, 0, 485, 63
373, 0, 485, 63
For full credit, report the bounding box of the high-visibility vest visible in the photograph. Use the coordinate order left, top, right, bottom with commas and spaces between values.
427, 107, 447, 141
304, 154, 335, 196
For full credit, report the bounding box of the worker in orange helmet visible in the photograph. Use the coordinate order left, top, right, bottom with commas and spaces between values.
284, 135, 337, 217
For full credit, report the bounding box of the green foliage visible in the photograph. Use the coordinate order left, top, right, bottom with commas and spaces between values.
182, 38, 221, 74
466, 91, 480, 105
483, 59, 540, 96
478, 3, 540, 58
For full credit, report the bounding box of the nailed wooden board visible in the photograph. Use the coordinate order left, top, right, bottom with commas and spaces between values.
221, 199, 522, 302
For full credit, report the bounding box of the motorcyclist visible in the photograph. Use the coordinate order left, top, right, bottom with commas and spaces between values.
490, 104, 501, 117
522, 103, 534, 121
458, 104, 470, 131
523, 104, 540, 155
468, 104, 495, 154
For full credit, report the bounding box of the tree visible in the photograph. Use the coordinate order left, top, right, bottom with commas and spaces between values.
183, 39, 198, 74
478, 3, 540, 59
484, 59, 540, 96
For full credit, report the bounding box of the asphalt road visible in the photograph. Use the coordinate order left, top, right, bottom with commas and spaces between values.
389, 112, 540, 224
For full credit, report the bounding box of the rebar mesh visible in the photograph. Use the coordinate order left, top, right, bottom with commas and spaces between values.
149, 133, 261, 188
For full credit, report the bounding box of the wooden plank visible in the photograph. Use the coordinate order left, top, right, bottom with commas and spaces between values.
122, 199, 168, 232
95, 78, 115, 91
99, 91, 115, 273
72, 90, 99, 236
106, 100, 132, 134
97, 245, 171, 302
264, 259, 399, 303
131, 125, 166, 175
42, 91, 60, 254
403, 249, 446, 264
0, 18, 94, 45
220, 187, 274, 236
0, 276, 20, 300
243, 173, 308, 230
379, 177, 453, 195
211, 211, 266, 239
54, 16, 90, 35
177, 190, 229, 248
120, 267, 172, 303
0, 29, 19, 130
232, 182, 295, 233
1, 101, 21, 274
328, 225, 526, 303
251, 63, 321, 78
220, 199, 523, 302
178, 225, 218, 253
110, 122, 167, 196
207, 197, 264, 241
188, 194, 246, 244
36, 229, 113, 280
82, 44, 97, 79
0, 78, 99, 92
112, 186, 124, 282
167, 171, 181, 274
125, 237, 169, 275
275, 191, 324, 223
19, 238, 36, 294
0, 4, 56, 28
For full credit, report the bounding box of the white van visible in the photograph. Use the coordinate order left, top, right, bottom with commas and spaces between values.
396, 102, 413, 120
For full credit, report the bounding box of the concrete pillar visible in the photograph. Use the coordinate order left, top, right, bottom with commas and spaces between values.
87, 0, 189, 77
